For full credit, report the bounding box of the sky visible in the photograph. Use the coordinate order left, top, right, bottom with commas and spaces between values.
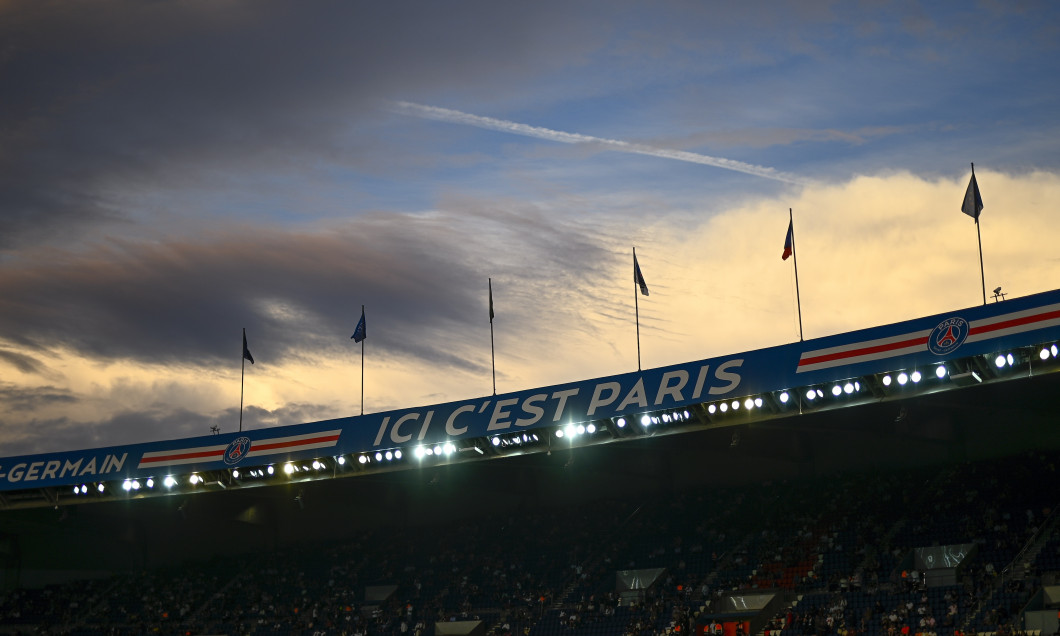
2, 0, 1059, 457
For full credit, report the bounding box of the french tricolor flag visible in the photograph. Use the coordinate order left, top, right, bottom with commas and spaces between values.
782, 219, 794, 260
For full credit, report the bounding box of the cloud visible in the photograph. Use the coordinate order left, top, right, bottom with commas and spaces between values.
0, 349, 50, 376
0, 200, 619, 372
0, 1, 616, 249
392, 102, 809, 185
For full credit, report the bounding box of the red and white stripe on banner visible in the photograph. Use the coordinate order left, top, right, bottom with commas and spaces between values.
137, 430, 342, 469
796, 303, 1060, 374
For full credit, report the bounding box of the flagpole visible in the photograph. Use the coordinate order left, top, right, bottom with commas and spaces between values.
789, 209, 804, 342
360, 304, 365, 416
489, 278, 496, 396
239, 327, 246, 432
634, 247, 642, 371
972, 163, 986, 306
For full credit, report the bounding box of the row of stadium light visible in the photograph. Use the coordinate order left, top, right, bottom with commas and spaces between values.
491, 432, 541, 447
63, 343, 1060, 502
692, 344, 1059, 422
73, 473, 196, 496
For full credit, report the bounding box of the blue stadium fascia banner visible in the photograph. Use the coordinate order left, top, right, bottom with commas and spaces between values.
1, 289, 1059, 492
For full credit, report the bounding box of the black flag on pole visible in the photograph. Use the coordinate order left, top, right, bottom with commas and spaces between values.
633, 253, 649, 296
242, 331, 254, 364
961, 170, 984, 220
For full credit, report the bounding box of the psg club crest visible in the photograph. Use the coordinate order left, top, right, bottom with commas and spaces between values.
223, 436, 252, 466
927, 317, 969, 356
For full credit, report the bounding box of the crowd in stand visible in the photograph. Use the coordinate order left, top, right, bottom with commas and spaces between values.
0, 451, 1058, 636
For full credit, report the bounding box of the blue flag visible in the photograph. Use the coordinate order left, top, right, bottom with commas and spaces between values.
242, 330, 254, 364
352, 309, 366, 343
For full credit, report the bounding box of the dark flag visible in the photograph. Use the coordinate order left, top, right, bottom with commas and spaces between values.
489, 279, 495, 322
961, 171, 984, 220
352, 308, 366, 343
633, 253, 649, 296
242, 331, 254, 364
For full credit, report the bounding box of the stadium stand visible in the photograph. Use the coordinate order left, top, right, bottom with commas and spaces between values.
1, 448, 1058, 636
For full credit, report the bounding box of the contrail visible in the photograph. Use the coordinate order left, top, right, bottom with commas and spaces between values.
391, 101, 808, 186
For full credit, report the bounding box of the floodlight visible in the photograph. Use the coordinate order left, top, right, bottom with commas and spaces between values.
97, 483, 105, 493
491, 436, 501, 446
832, 385, 842, 397
753, 398, 763, 408
995, 355, 1006, 368
911, 371, 922, 383
267, 465, 275, 475
337, 456, 346, 465
576, 424, 586, 435
806, 389, 816, 401
616, 417, 626, 428
708, 404, 717, 414
720, 402, 729, 412
744, 398, 754, 409
374, 452, 383, 462
146, 478, 154, 488
1007, 353, 1015, 366
394, 450, 402, 459
1041, 348, 1050, 361
555, 429, 564, 438
936, 365, 948, 379
897, 372, 909, 385
414, 446, 425, 458
384, 451, 393, 461
164, 476, 177, 488
640, 415, 651, 426
122, 480, 133, 491
779, 391, 789, 404
586, 423, 597, 434
882, 375, 892, 387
